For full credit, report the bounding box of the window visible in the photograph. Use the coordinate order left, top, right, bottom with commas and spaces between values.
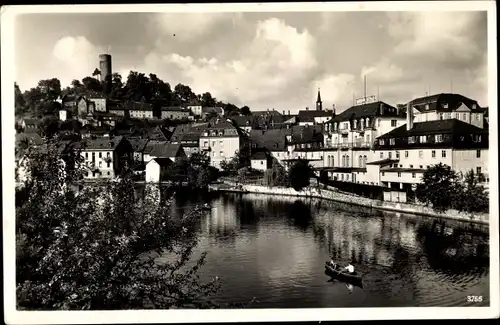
107, 152, 110, 158
388, 152, 392, 159
436, 134, 443, 142
391, 120, 397, 127
476, 167, 482, 174
212, 141, 215, 147
260, 161, 263, 165
420, 165, 423, 169
405, 151, 409, 158
85, 152, 88, 159
419, 151, 423, 158
98, 161, 102, 168
439, 113, 444, 120
408, 136, 415, 144
476, 150, 481, 158
442, 150, 446, 158
396, 151, 400, 159
204, 141, 208, 148
382, 172, 385, 176
419, 135, 427, 143
220, 151, 224, 157
398, 172, 401, 177
377, 119, 381, 127
380, 152, 383, 159
410, 164, 413, 168
99, 152, 102, 158
379, 139, 385, 145
389, 138, 395, 145
412, 173, 416, 178
432, 150, 436, 158
107, 172, 110, 176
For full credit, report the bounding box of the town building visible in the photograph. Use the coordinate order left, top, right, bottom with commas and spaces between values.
283, 125, 325, 169
161, 106, 191, 120
128, 138, 149, 167
76, 136, 133, 179
87, 92, 107, 112
21, 118, 41, 133
145, 158, 173, 183
199, 120, 248, 169
297, 90, 334, 126
249, 128, 291, 165
322, 101, 406, 171
187, 100, 203, 116
250, 151, 273, 171
126, 101, 155, 119
149, 143, 186, 162
170, 122, 210, 157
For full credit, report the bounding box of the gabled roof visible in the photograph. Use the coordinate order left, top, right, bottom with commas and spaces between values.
122, 101, 154, 111
298, 110, 333, 119
77, 136, 125, 151
149, 157, 173, 167
202, 107, 223, 114
328, 101, 403, 124
250, 128, 290, 151
251, 151, 270, 160
290, 125, 323, 144
128, 139, 149, 152
408, 93, 480, 113
161, 106, 188, 112
377, 119, 488, 139
149, 143, 183, 158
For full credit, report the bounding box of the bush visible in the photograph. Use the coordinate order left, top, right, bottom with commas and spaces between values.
288, 160, 313, 192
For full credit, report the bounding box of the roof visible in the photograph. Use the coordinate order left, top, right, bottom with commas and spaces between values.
122, 101, 154, 111
252, 109, 282, 116
161, 106, 188, 112
315, 167, 367, 173
381, 168, 424, 173
290, 125, 323, 144
128, 139, 149, 152
170, 123, 209, 143
77, 136, 124, 151
377, 119, 488, 139
93, 111, 119, 118
298, 110, 332, 119
147, 126, 170, 141
250, 151, 270, 160
250, 128, 290, 151
327, 101, 403, 124
23, 118, 41, 126
149, 143, 183, 158
366, 158, 400, 166
408, 93, 480, 113
149, 157, 173, 167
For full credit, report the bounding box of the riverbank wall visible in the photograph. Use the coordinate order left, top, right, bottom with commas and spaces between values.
209, 182, 489, 225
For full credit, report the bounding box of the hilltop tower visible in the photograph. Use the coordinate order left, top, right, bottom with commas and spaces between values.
99, 54, 112, 96
316, 88, 323, 111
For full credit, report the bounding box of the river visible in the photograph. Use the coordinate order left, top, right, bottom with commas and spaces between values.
156, 188, 490, 308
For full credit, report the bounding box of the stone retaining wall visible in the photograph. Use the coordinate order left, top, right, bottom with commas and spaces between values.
216, 183, 489, 225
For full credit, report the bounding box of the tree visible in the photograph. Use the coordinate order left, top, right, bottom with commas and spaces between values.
37, 116, 61, 138
415, 163, 461, 213
201, 92, 216, 107
454, 170, 489, 214
288, 159, 313, 191
92, 68, 101, 78
15, 83, 26, 115
271, 163, 287, 187
81, 77, 102, 92
240, 106, 251, 116
16, 139, 221, 310
174, 84, 196, 105
38, 78, 62, 101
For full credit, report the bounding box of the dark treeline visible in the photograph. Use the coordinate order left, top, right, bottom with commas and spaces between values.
15, 70, 251, 119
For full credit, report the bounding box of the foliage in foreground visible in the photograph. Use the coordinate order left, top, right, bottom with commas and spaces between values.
16, 140, 224, 310
415, 163, 489, 214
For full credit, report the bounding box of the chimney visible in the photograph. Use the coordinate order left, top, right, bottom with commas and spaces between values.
472, 103, 477, 110
332, 104, 336, 115
406, 103, 413, 131
283, 110, 285, 115
306, 107, 309, 111
379, 103, 384, 115
288, 110, 290, 115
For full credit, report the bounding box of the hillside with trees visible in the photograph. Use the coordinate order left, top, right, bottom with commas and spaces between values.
15, 71, 244, 120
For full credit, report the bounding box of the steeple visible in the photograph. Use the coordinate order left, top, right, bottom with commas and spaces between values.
316, 88, 323, 111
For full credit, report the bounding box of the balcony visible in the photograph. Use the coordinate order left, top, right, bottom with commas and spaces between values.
324, 142, 373, 149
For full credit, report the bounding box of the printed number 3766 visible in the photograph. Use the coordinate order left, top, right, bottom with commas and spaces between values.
467, 296, 483, 303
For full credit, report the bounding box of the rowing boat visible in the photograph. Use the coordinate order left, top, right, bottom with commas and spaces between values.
324, 261, 363, 288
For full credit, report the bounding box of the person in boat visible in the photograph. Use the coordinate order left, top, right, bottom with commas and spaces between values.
344, 262, 355, 274
329, 257, 336, 268
345, 283, 354, 294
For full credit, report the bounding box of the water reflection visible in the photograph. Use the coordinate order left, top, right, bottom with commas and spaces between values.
165, 192, 490, 308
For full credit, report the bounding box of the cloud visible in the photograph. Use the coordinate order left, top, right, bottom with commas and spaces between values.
141, 18, 327, 110
359, 11, 488, 105
151, 12, 244, 42
50, 36, 104, 87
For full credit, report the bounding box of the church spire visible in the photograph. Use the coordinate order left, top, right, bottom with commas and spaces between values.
316, 88, 323, 111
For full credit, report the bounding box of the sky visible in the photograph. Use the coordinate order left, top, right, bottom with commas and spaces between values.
14, 9, 488, 112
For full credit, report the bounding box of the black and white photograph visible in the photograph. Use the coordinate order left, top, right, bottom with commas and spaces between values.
2, 1, 498, 323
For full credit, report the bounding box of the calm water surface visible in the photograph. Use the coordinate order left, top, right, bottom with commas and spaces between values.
161, 189, 490, 308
